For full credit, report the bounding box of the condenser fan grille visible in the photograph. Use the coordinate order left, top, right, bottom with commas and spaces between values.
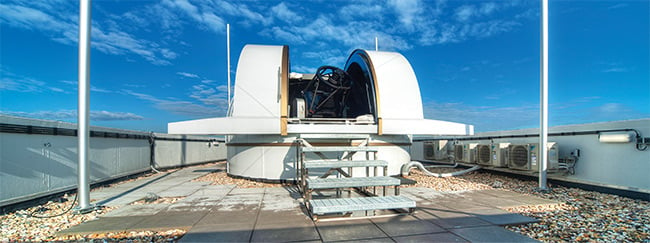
455, 145, 463, 160
424, 144, 434, 158
478, 145, 491, 163
511, 146, 529, 167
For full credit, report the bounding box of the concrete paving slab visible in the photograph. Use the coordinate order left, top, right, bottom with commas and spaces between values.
467, 208, 540, 226
102, 204, 169, 217
450, 225, 539, 242
371, 215, 446, 237
164, 205, 215, 212
216, 194, 263, 211
392, 232, 469, 243
202, 184, 237, 190
182, 189, 231, 202
264, 186, 300, 195
466, 194, 527, 208
180, 223, 253, 243
251, 223, 320, 242
56, 216, 149, 235
261, 197, 302, 212
130, 211, 205, 231
421, 208, 492, 229
437, 199, 493, 211
230, 187, 266, 195
339, 237, 395, 242
316, 219, 388, 242
196, 207, 259, 226
256, 210, 311, 225
98, 196, 143, 207
401, 187, 444, 200
474, 189, 524, 198
157, 183, 206, 197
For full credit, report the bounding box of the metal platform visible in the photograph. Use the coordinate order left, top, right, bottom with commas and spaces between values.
310, 196, 416, 214
304, 160, 388, 169
307, 176, 400, 189
302, 146, 379, 152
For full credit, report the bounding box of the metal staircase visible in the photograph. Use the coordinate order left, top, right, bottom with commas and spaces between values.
297, 134, 415, 221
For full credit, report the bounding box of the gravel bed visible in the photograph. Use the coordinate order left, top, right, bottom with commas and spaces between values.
0, 167, 186, 242
193, 169, 285, 188
404, 167, 650, 242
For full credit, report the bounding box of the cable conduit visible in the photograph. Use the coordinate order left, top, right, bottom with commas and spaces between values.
401, 161, 481, 177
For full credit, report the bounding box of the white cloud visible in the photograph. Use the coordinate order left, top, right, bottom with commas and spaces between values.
420, 20, 519, 45
338, 3, 384, 22
177, 72, 200, 79
123, 90, 226, 117
190, 84, 228, 107
1, 2, 178, 66
303, 49, 346, 67
1, 110, 143, 121
0, 69, 64, 93
261, 26, 306, 44
423, 101, 539, 132
608, 3, 628, 10
428, 97, 650, 132
388, 0, 422, 28
292, 65, 317, 73
480, 2, 498, 15
602, 67, 630, 73
59, 80, 112, 93
455, 5, 476, 22
600, 62, 633, 73
271, 2, 302, 24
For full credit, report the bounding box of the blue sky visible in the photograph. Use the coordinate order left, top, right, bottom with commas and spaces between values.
1, 0, 648, 133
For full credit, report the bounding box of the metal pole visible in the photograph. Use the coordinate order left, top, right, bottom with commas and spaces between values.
226, 23, 231, 109
539, 0, 549, 191
77, 0, 92, 212
375, 37, 378, 51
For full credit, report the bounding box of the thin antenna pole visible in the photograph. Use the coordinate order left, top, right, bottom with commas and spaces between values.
227, 23, 231, 109
375, 36, 378, 51
539, 0, 549, 191
77, 0, 92, 212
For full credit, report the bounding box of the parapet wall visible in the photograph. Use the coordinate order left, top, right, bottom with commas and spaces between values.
0, 115, 226, 207
411, 119, 650, 194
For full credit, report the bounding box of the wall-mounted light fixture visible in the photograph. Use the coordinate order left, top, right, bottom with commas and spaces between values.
598, 131, 635, 143
598, 130, 649, 151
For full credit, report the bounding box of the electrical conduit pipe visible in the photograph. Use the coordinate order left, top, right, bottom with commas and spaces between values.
401, 161, 481, 177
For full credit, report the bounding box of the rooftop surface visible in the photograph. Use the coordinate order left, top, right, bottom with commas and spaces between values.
53, 163, 553, 242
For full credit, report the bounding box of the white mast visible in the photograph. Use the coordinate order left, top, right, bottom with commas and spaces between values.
375, 36, 378, 51
227, 23, 231, 109
77, 0, 92, 212
539, 0, 549, 191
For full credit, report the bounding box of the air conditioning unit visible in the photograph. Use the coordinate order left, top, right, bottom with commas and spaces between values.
476, 144, 492, 165
423, 140, 451, 161
463, 143, 479, 164
491, 143, 510, 167
508, 142, 559, 171
423, 142, 436, 160
454, 144, 464, 162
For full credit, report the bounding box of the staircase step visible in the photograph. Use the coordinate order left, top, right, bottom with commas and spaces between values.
311, 196, 415, 215
307, 176, 400, 189
302, 146, 378, 153
304, 160, 388, 169
300, 134, 370, 140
